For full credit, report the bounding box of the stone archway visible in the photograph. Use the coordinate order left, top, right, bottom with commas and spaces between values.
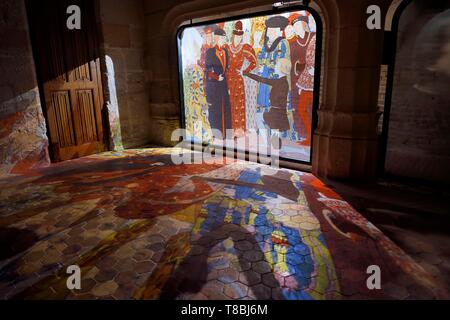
380, 0, 450, 182
145, 0, 335, 167
145, 0, 393, 181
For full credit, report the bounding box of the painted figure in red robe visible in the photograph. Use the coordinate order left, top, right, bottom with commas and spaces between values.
287, 14, 315, 144
295, 15, 316, 146
226, 21, 257, 134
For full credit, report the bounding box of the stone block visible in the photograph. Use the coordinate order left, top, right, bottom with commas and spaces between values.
102, 23, 131, 48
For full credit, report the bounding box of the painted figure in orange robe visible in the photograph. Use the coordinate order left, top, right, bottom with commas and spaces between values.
226, 21, 257, 134
287, 13, 304, 138
294, 14, 316, 146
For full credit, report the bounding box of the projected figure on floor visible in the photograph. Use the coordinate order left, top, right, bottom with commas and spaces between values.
152, 167, 339, 300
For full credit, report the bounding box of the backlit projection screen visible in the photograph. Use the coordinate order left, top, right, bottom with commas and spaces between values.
178, 9, 318, 163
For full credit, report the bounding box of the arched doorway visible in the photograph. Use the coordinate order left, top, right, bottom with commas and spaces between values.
380, 0, 450, 182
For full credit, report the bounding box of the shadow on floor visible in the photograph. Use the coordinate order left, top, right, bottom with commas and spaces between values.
324, 176, 450, 291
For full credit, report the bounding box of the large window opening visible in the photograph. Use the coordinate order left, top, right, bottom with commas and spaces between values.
177, 6, 321, 164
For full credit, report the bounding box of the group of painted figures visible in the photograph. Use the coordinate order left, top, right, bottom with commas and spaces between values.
184, 12, 316, 146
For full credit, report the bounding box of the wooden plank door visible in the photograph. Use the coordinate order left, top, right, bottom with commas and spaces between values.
27, 0, 107, 161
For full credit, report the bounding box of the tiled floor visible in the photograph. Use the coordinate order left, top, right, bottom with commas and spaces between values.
0, 148, 448, 299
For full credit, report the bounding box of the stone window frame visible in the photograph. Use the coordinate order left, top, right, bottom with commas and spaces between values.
175, 4, 324, 167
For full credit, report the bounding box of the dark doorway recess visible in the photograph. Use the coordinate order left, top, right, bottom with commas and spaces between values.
379, 0, 450, 183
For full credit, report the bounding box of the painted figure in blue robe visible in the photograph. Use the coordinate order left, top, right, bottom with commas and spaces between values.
255, 16, 291, 132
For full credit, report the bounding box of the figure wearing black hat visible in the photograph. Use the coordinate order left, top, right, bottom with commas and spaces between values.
205, 28, 232, 136
198, 24, 218, 95
252, 16, 293, 137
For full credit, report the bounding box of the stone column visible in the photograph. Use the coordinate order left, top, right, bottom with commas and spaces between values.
145, 3, 181, 147
312, 0, 390, 180
99, 0, 151, 149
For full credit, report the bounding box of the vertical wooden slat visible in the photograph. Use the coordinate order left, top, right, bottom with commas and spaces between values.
55, 94, 64, 146
76, 90, 98, 143
49, 91, 76, 148
47, 96, 59, 144
83, 91, 92, 141
59, 94, 68, 146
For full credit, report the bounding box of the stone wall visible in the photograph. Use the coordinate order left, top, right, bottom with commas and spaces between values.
0, 0, 49, 174
0, 0, 152, 173
99, 0, 151, 148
